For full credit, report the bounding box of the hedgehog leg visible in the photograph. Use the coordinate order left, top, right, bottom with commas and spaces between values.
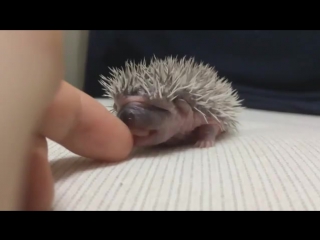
193, 124, 220, 148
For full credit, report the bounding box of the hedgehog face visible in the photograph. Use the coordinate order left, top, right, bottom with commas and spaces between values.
114, 95, 178, 146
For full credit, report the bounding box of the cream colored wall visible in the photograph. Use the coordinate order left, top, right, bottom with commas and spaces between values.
63, 30, 89, 90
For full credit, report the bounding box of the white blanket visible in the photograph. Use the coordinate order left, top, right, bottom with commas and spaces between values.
49, 98, 320, 210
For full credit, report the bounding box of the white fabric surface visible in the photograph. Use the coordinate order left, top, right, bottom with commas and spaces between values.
49, 98, 320, 210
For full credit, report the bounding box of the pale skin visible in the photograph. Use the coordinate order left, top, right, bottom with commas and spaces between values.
0, 31, 133, 210
115, 95, 222, 148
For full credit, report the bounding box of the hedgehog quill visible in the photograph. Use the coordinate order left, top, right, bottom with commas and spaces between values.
99, 56, 243, 148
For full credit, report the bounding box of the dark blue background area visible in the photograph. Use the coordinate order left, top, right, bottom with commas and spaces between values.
83, 30, 320, 115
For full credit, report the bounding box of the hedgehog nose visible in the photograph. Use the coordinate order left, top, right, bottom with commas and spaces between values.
118, 108, 135, 126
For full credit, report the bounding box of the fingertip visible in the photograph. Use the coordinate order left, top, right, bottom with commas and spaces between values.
42, 81, 134, 163
100, 113, 134, 162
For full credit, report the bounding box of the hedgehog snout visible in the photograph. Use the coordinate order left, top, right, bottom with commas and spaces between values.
117, 103, 155, 130
118, 107, 137, 127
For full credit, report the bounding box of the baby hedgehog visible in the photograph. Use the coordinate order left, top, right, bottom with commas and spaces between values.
99, 56, 243, 148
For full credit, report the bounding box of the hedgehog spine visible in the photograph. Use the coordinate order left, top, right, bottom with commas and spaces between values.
99, 56, 243, 132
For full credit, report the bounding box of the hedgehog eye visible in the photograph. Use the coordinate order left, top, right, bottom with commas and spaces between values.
148, 99, 174, 112
148, 104, 170, 113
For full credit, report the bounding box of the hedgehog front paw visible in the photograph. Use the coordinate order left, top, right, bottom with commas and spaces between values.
194, 140, 215, 148
193, 124, 219, 148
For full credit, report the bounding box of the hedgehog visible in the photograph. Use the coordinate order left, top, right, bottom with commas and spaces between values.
99, 56, 243, 148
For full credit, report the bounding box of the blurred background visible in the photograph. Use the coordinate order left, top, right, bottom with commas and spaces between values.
64, 30, 320, 116
63, 30, 89, 90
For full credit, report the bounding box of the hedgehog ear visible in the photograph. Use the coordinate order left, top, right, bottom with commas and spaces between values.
174, 99, 192, 115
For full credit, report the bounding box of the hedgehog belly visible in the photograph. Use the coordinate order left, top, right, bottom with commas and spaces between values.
159, 131, 195, 147
159, 107, 223, 148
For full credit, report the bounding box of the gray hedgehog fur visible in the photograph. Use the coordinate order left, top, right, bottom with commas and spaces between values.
99, 56, 243, 132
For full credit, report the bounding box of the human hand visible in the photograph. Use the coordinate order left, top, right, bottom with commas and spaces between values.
26, 80, 133, 210
0, 31, 133, 210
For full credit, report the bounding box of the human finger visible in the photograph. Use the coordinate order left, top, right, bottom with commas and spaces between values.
0, 30, 63, 210
40, 81, 133, 162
